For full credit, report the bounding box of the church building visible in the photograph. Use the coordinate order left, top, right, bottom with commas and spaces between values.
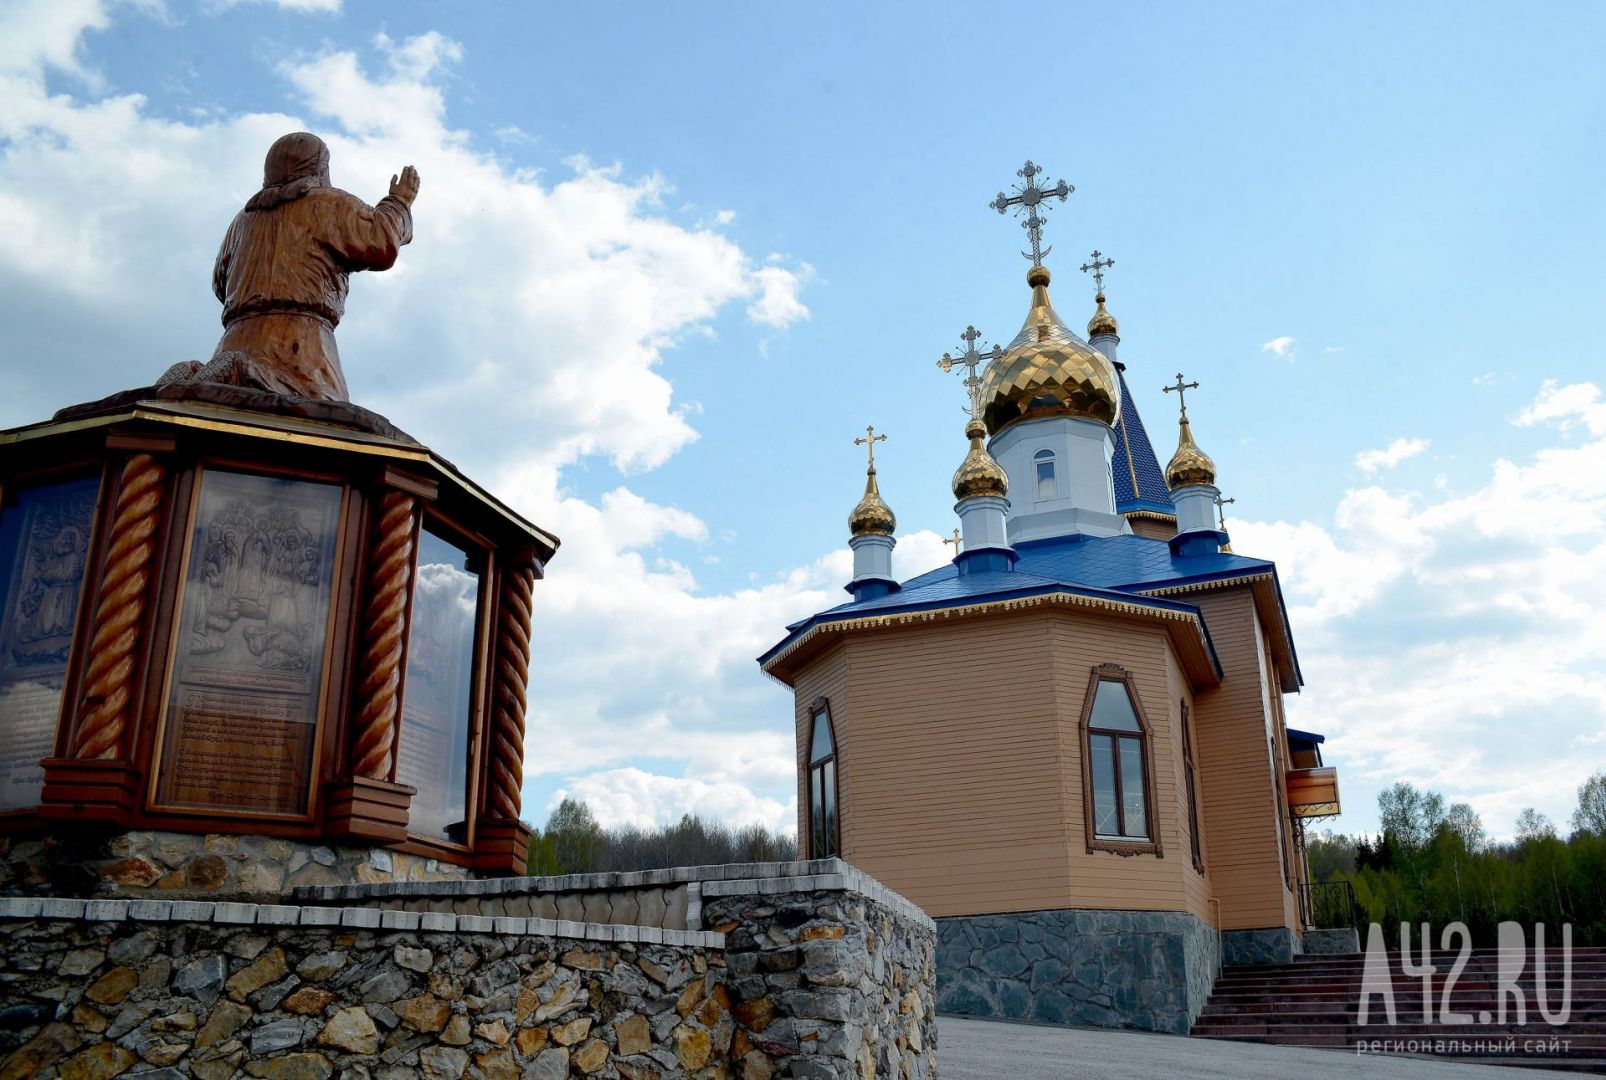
757, 163, 1342, 1035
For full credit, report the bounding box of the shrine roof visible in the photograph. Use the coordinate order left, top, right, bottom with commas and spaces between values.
760, 532, 1301, 691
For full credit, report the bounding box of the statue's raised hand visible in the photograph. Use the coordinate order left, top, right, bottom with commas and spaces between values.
390, 165, 421, 207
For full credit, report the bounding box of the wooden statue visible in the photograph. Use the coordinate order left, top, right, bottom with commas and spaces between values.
166, 133, 419, 401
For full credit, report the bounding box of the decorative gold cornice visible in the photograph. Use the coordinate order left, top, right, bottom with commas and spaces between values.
762, 589, 1216, 684
1123, 510, 1178, 524
1139, 572, 1273, 598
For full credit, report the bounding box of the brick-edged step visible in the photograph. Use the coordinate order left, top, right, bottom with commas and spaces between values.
1192, 948, 1606, 1071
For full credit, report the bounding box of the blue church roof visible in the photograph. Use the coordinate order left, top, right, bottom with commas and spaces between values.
1111, 364, 1176, 517
760, 531, 1290, 667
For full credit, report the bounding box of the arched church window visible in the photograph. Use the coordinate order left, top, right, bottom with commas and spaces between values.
1182, 701, 1204, 872
808, 700, 839, 859
1081, 665, 1161, 855
1034, 449, 1057, 501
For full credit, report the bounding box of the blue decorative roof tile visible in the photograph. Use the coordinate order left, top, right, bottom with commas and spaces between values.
1111, 365, 1176, 517
761, 531, 1285, 668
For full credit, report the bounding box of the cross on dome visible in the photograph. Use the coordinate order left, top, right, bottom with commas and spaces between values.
937, 325, 1003, 420
942, 528, 962, 551
1080, 250, 1115, 293
854, 424, 888, 469
1162, 372, 1200, 419
989, 160, 1073, 266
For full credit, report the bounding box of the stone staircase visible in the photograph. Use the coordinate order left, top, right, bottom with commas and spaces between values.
1191, 947, 1606, 1072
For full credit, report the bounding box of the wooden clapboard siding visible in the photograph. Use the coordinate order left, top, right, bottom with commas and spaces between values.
826, 613, 1072, 917
1048, 612, 1192, 913
1190, 587, 1293, 931
1170, 647, 1216, 924
792, 642, 850, 843
1127, 516, 1178, 542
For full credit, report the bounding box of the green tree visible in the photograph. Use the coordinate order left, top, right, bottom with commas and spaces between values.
1572, 771, 1606, 837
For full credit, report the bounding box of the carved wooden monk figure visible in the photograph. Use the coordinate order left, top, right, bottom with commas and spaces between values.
206, 132, 420, 401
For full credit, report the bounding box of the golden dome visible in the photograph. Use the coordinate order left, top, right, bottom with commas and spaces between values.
848, 466, 896, 536
1166, 416, 1217, 488
979, 265, 1122, 436
1087, 292, 1119, 339
952, 418, 1009, 500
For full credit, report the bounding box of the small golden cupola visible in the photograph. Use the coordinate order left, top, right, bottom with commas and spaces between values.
848, 424, 895, 537
1163, 372, 1217, 489
1087, 293, 1119, 340
848, 465, 896, 537
978, 265, 1122, 436
951, 418, 1009, 500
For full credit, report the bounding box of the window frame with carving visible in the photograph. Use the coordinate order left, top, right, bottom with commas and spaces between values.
806, 697, 840, 859
1080, 664, 1162, 857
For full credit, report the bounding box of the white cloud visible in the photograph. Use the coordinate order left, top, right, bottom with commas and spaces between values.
1516, 378, 1606, 435
746, 262, 813, 328
1354, 436, 1429, 474
551, 767, 794, 833
715, 209, 736, 225
1261, 335, 1296, 359
1473, 371, 1498, 385
0, 6, 821, 829
1323, 345, 1345, 354
1235, 381, 1606, 838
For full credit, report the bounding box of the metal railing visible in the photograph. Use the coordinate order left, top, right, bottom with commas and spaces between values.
1299, 879, 1362, 931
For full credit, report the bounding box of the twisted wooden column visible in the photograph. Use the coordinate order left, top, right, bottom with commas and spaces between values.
351, 489, 417, 780
487, 558, 536, 820
72, 454, 166, 760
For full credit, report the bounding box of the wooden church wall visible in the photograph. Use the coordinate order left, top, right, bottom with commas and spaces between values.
1189, 587, 1297, 933
804, 613, 1073, 919
1048, 611, 1195, 916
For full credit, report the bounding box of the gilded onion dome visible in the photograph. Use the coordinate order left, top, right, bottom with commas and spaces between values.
848, 465, 896, 536
979, 265, 1122, 436
952, 418, 1009, 500
1166, 415, 1217, 488
1087, 292, 1119, 339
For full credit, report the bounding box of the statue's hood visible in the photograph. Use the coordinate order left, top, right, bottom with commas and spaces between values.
246, 132, 331, 212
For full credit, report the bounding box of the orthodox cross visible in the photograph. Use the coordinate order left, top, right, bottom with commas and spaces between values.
989, 160, 1073, 265
1213, 493, 1236, 531
1080, 250, 1115, 293
1162, 372, 1200, 418
937, 325, 1002, 419
854, 425, 887, 469
942, 528, 963, 552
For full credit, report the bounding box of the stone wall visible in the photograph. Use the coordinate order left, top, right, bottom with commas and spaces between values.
1, 831, 466, 900
1300, 927, 1359, 955
935, 908, 1221, 1035
0, 859, 934, 1079
1220, 926, 1300, 967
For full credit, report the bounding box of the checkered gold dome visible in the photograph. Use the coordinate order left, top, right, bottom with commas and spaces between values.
979, 265, 1122, 436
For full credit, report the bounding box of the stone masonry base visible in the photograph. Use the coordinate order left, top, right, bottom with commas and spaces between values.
936, 908, 1221, 1035
1220, 926, 1302, 967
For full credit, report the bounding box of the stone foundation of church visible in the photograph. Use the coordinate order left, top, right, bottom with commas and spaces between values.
1220, 925, 1302, 966
934, 907, 1221, 1035
1300, 926, 1360, 955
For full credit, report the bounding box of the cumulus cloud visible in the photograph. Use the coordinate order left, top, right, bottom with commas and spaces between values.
551, 767, 794, 832
1261, 335, 1296, 359
0, 4, 822, 830
1235, 381, 1606, 838
1355, 437, 1429, 474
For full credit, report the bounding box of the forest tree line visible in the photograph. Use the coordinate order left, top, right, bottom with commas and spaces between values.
1306, 771, 1606, 945
524, 799, 797, 876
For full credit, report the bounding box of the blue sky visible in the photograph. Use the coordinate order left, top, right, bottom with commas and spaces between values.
3, 0, 1603, 841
